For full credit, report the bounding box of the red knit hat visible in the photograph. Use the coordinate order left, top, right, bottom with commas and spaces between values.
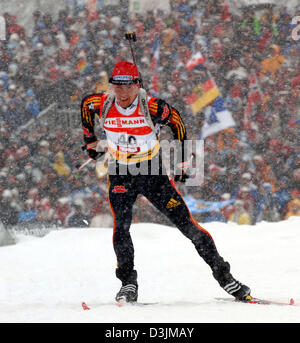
109, 61, 140, 84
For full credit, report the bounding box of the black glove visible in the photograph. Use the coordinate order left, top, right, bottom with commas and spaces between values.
174, 172, 189, 182
174, 161, 190, 183
86, 140, 99, 160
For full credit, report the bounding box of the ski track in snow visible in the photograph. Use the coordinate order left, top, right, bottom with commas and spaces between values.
0, 217, 300, 323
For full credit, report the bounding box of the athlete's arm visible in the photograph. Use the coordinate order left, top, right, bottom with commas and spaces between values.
149, 98, 190, 180
148, 98, 186, 141
81, 94, 103, 144
81, 93, 105, 159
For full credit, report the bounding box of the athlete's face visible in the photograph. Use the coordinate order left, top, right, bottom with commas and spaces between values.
112, 84, 140, 108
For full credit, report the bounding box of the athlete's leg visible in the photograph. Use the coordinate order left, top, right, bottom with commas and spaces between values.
142, 174, 251, 299
108, 174, 138, 284
141, 174, 222, 266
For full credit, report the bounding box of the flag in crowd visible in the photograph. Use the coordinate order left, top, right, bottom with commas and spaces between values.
184, 51, 235, 139
185, 68, 220, 114
186, 51, 206, 69
184, 196, 235, 214
200, 96, 236, 139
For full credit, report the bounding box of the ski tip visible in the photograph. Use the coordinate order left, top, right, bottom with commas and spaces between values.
116, 298, 126, 307
216, 296, 295, 306
82, 302, 91, 310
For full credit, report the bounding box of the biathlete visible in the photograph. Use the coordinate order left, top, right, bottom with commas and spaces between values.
81, 60, 251, 303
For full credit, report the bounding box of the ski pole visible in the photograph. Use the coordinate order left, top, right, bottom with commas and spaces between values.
75, 157, 93, 171
75, 146, 105, 171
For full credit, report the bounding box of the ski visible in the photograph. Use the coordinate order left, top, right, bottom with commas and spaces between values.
81, 300, 158, 310
215, 297, 295, 306
116, 299, 158, 307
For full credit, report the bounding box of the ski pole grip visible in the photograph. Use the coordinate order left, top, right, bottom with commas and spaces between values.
125, 31, 137, 42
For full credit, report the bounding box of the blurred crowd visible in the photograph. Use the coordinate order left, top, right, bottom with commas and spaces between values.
0, 0, 299, 229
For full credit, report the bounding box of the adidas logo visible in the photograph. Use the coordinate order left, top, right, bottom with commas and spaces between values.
223, 281, 242, 295
166, 198, 181, 209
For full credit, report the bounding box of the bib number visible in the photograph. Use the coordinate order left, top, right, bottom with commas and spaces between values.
117, 134, 140, 153
118, 134, 137, 146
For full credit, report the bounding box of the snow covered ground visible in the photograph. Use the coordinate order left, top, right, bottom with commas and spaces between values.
0, 217, 299, 324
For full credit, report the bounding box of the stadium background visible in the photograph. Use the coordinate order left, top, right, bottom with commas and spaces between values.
0, 0, 299, 237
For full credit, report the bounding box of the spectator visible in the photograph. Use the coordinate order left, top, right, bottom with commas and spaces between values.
27, 188, 40, 208
5, 14, 26, 40
65, 200, 90, 228
18, 199, 37, 223
35, 140, 53, 168
220, 193, 235, 221
229, 200, 252, 225
25, 89, 40, 117
284, 190, 300, 220
256, 183, 280, 223
36, 198, 55, 223
52, 151, 71, 178
5, 97, 28, 128
274, 176, 291, 217
0, 189, 19, 226
53, 197, 71, 226
236, 186, 255, 219
260, 44, 285, 79
252, 155, 277, 192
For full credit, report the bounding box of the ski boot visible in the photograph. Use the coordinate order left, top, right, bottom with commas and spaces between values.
213, 261, 251, 301
115, 269, 138, 304
222, 279, 251, 301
